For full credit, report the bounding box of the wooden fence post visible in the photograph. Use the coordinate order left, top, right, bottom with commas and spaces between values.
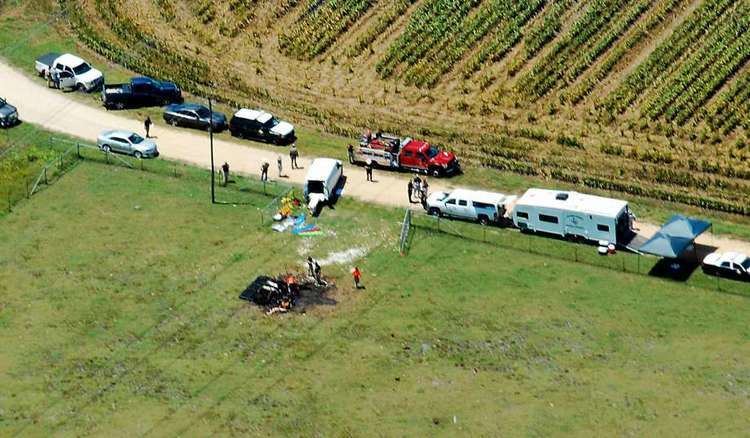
44, 167, 48, 185
76, 142, 80, 158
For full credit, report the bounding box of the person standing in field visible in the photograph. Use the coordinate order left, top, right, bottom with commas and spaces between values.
352, 266, 362, 289
347, 144, 355, 164
277, 155, 283, 177
261, 161, 269, 182
365, 160, 373, 182
221, 162, 230, 186
289, 144, 299, 169
407, 179, 414, 203
144, 116, 152, 138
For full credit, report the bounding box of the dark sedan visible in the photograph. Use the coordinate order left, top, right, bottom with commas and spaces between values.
163, 103, 227, 132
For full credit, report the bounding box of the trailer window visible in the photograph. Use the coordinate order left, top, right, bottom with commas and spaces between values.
539, 214, 559, 224
597, 224, 610, 232
516, 211, 529, 219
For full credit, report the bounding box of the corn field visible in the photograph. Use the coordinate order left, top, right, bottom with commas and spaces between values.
52, 0, 750, 215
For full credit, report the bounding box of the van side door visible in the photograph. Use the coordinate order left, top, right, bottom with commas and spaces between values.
444, 198, 458, 217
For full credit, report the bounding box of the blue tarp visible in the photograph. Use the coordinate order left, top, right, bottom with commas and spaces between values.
639, 215, 712, 258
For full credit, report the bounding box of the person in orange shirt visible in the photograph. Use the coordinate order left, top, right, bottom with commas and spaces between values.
352, 266, 362, 289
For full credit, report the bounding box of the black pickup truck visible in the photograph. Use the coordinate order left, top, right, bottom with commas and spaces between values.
102, 76, 182, 110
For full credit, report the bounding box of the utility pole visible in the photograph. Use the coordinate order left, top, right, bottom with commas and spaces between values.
209, 97, 215, 204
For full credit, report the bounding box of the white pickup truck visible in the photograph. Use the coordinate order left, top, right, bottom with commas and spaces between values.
35, 53, 104, 92
426, 188, 517, 226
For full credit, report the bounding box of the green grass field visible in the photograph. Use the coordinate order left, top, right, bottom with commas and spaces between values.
1, 159, 748, 436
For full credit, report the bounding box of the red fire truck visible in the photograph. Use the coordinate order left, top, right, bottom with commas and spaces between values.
348, 131, 460, 177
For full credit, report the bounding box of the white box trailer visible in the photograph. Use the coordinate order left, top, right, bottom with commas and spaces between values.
512, 189, 632, 245
304, 158, 343, 215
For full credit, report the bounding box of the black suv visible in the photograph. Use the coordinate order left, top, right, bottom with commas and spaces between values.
0, 97, 18, 128
229, 108, 295, 145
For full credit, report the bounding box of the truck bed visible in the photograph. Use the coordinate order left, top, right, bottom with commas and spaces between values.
35, 53, 60, 71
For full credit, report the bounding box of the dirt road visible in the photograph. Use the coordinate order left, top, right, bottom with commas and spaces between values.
1, 60, 749, 255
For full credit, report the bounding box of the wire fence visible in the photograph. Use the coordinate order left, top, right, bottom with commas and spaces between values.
399, 208, 412, 256
408, 213, 750, 296
2, 137, 294, 224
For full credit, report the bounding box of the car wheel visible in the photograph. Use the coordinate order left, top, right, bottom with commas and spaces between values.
170, 119, 178, 127
115, 102, 125, 110
101, 144, 112, 153
428, 207, 440, 217
430, 168, 441, 178
478, 216, 489, 226
134, 151, 143, 159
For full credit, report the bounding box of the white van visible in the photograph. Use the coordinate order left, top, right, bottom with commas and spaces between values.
304, 158, 343, 215
426, 189, 517, 225
512, 188, 632, 244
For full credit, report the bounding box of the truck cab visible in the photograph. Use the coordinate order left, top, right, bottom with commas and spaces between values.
399, 139, 459, 176
35, 53, 104, 92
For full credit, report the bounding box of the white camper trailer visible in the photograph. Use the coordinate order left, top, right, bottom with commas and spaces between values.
304, 158, 343, 215
512, 189, 632, 245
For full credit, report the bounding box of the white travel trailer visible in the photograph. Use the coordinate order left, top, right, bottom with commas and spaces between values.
426, 189, 517, 225
512, 189, 632, 245
304, 158, 343, 215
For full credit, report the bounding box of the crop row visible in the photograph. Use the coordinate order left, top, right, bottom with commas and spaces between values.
471, 143, 749, 215
706, 71, 750, 134
603, 0, 736, 114
346, 0, 417, 57
152, 0, 176, 22
642, 4, 750, 121
565, 0, 687, 105
376, 0, 479, 79
506, 0, 574, 77
517, 0, 631, 98
459, 0, 546, 81
402, 0, 544, 87
223, 0, 258, 37
560, 0, 652, 90
664, 26, 750, 124
61, 0, 212, 90
188, 0, 217, 24
279, 0, 375, 60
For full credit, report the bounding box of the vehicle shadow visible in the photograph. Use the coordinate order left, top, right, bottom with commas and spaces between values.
648, 257, 701, 282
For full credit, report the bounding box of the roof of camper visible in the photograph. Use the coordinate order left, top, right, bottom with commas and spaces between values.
305, 158, 341, 182
449, 189, 511, 205
516, 188, 628, 217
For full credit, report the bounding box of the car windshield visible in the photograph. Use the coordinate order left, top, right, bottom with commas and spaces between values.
263, 117, 280, 128
196, 107, 211, 118
427, 146, 439, 158
436, 193, 449, 201
128, 133, 145, 144
742, 258, 750, 270
72, 62, 91, 75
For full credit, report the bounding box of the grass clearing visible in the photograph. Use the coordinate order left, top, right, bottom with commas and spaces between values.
0, 157, 748, 435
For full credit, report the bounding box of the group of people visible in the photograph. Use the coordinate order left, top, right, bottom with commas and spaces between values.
307, 256, 364, 289
260, 143, 300, 182
408, 175, 429, 206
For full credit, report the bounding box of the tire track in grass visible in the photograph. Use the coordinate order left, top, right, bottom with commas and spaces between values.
11, 197, 281, 436
141, 235, 402, 436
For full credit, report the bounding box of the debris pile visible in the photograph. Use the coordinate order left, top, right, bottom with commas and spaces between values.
239, 274, 335, 315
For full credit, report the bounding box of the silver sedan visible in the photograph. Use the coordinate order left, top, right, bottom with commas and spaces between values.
96, 129, 159, 159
